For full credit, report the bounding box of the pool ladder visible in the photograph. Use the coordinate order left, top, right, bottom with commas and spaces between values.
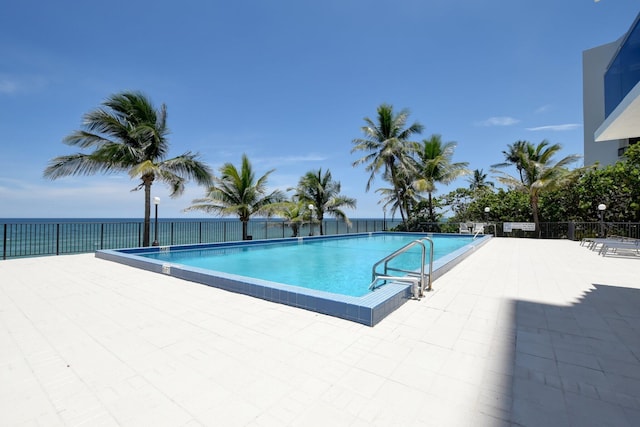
368, 237, 434, 299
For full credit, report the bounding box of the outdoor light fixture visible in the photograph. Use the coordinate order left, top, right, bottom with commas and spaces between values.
484, 207, 491, 234
153, 197, 160, 246
308, 204, 315, 236
598, 203, 606, 237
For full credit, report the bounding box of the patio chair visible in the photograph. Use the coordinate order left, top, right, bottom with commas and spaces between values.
473, 223, 485, 235
585, 236, 629, 251
599, 239, 640, 257
459, 223, 472, 234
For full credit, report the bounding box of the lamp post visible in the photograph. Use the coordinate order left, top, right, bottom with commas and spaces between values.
484, 206, 491, 235
308, 204, 315, 236
152, 197, 160, 246
598, 203, 606, 237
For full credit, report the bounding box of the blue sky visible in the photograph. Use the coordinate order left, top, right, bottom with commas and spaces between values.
1, 0, 638, 219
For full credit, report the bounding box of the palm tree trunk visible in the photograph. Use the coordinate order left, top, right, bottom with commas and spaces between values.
242, 220, 249, 240
143, 179, 152, 247
396, 189, 407, 224
428, 192, 434, 222
531, 194, 541, 238
390, 166, 407, 224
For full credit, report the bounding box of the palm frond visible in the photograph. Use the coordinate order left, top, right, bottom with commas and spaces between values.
43, 153, 123, 178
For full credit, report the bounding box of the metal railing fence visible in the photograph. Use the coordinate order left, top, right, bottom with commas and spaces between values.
1, 218, 402, 259
402, 221, 640, 240
3, 219, 638, 260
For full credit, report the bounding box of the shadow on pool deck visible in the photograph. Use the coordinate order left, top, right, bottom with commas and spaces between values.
505, 284, 640, 426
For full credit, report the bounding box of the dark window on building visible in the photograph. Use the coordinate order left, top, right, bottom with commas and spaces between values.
604, 15, 640, 118
618, 137, 640, 157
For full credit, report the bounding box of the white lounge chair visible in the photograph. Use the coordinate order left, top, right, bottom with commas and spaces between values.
473, 223, 485, 235
599, 239, 640, 257
459, 223, 472, 234
584, 236, 630, 251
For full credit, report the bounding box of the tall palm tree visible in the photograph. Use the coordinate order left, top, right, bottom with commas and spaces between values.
467, 168, 495, 191
412, 135, 470, 222
491, 140, 581, 236
185, 154, 284, 240
44, 91, 213, 246
352, 103, 423, 224
291, 168, 356, 235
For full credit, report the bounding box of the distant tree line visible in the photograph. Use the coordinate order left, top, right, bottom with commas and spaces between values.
441, 142, 640, 228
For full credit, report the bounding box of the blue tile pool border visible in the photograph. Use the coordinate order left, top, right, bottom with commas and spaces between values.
95, 232, 491, 326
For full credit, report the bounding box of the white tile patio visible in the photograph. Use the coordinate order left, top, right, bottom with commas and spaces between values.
1, 238, 640, 426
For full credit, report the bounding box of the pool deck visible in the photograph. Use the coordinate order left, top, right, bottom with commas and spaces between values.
1, 238, 640, 426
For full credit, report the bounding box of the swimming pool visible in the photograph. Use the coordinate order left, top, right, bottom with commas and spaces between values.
140, 234, 474, 297
96, 232, 491, 325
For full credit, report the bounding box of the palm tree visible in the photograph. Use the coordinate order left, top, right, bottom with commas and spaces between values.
185, 154, 284, 240
44, 91, 213, 246
467, 168, 495, 191
492, 140, 528, 183
291, 168, 356, 235
352, 103, 423, 224
269, 200, 309, 237
491, 140, 581, 236
376, 168, 420, 218
412, 135, 470, 222
273, 200, 306, 237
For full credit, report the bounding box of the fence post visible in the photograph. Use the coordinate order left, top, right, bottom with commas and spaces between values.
568, 221, 575, 241
56, 223, 60, 256
2, 224, 6, 260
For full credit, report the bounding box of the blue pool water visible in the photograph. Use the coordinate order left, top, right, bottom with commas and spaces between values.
140, 233, 474, 297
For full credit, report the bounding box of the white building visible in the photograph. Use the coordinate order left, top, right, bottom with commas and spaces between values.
583, 13, 640, 166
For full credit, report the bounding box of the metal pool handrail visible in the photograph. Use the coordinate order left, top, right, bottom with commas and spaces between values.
369, 237, 434, 296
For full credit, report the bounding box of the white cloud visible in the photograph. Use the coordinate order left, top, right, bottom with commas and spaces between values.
253, 154, 328, 168
0, 78, 19, 94
526, 124, 581, 131
476, 116, 520, 127
0, 74, 47, 95
534, 105, 552, 114
270, 154, 327, 163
